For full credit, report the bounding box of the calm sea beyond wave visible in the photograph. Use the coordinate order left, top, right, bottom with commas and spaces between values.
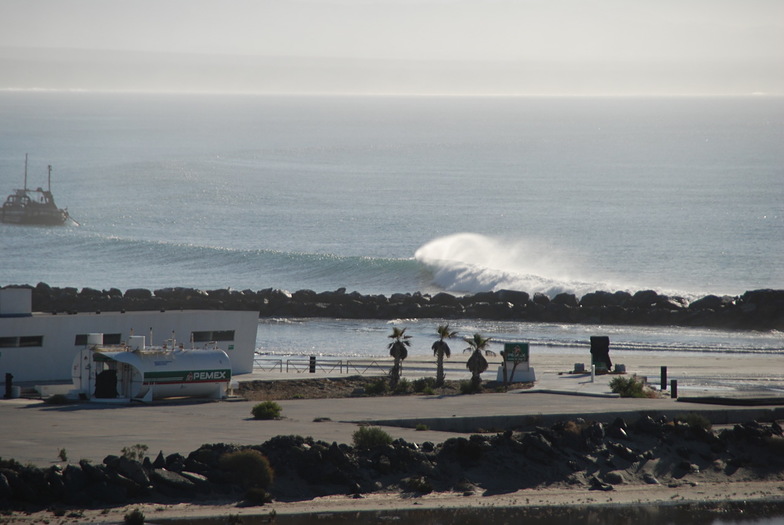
1, 92, 782, 358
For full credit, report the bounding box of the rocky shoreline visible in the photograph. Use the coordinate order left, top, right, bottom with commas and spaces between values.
12, 283, 784, 330
1, 413, 782, 513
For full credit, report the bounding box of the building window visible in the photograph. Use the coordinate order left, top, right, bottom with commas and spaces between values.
0, 336, 43, 348
19, 336, 43, 347
74, 333, 122, 346
0, 337, 18, 348
191, 330, 235, 343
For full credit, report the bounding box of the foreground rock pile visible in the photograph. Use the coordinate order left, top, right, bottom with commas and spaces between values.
1, 416, 783, 510
14, 282, 784, 330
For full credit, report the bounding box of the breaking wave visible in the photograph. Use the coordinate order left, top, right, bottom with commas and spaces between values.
414, 233, 634, 298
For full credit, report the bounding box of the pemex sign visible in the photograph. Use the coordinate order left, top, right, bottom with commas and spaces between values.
143, 369, 231, 385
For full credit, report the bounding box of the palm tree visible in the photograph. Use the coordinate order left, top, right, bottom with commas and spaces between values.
387, 327, 411, 389
464, 333, 491, 391
431, 324, 457, 387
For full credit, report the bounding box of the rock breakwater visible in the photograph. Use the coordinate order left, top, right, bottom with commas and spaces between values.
1, 416, 782, 510
8, 282, 784, 330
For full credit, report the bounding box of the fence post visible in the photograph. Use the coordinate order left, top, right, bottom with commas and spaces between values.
309, 356, 316, 373
670, 379, 678, 399
661, 366, 668, 390
4, 373, 12, 399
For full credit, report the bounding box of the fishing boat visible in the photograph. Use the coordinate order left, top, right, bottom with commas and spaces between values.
1, 155, 70, 225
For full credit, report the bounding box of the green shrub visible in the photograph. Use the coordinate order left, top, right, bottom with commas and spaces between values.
58, 448, 68, 462
251, 401, 282, 420
676, 413, 712, 431
364, 378, 388, 396
0, 458, 22, 469
609, 375, 654, 398
45, 394, 70, 405
244, 486, 272, 506
352, 426, 393, 448
404, 476, 433, 494
415, 423, 429, 431
393, 378, 412, 395
422, 386, 435, 395
459, 380, 481, 395
412, 377, 437, 393
219, 448, 274, 489
121, 444, 148, 462
124, 508, 145, 525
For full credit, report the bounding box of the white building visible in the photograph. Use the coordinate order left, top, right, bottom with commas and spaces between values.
0, 287, 258, 384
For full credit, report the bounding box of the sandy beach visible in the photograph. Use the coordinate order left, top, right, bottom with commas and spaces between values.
1, 348, 783, 523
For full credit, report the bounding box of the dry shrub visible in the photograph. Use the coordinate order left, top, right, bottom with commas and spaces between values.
219, 448, 274, 488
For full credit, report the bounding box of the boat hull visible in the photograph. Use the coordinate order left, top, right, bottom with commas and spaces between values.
1, 206, 67, 225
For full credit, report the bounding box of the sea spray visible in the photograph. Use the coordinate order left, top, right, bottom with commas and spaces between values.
414, 232, 622, 297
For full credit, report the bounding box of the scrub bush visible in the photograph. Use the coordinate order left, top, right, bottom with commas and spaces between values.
251, 401, 282, 420
459, 380, 481, 395
676, 412, 712, 431
609, 375, 656, 398
124, 508, 145, 525
393, 378, 412, 395
364, 378, 388, 396
121, 444, 149, 461
45, 394, 70, 405
412, 377, 437, 393
352, 426, 393, 448
219, 448, 274, 489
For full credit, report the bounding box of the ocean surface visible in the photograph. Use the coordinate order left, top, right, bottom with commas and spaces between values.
1, 92, 782, 359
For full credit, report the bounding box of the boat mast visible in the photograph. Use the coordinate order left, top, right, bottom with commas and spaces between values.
48, 165, 52, 192
24, 153, 28, 190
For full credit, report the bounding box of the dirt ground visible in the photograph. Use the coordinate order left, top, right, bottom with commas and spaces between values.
237, 375, 533, 401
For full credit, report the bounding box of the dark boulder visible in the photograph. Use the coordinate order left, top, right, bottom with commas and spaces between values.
430, 292, 460, 306
552, 292, 579, 307
79, 287, 103, 299
150, 469, 197, 493
580, 291, 621, 308
532, 292, 550, 306
496, 289, 530, 306
629, 290, 661, 308
124, 288, 152, 300
689, 294, 734, 310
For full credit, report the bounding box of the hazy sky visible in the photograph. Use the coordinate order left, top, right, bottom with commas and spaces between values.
1, 0, 782, 94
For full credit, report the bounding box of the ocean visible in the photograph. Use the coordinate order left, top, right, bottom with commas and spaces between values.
1, 92, 782, 359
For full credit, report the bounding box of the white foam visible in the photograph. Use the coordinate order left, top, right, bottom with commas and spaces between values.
414, 232, 627, 297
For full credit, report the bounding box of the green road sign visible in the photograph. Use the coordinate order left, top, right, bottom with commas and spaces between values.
504, 343, 529, 363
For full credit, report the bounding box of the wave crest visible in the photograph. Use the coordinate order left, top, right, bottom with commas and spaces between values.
414, 233, 620, 297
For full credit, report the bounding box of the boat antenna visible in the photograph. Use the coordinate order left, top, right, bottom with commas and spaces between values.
24, 154, 28, 190
48, 165, 52, 192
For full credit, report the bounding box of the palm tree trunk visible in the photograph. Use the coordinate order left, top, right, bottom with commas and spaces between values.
390, 356, 401, 389
436, 355, 445, 387
471, 371, 481, 390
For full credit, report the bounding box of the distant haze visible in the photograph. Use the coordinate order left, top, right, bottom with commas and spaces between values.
1, 0, 782, 95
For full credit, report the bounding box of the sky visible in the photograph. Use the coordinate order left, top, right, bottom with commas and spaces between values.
1, 0, 782, 95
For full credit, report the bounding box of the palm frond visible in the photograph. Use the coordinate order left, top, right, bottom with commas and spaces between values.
436, 324, 457, 340
431, 339, 451, 358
